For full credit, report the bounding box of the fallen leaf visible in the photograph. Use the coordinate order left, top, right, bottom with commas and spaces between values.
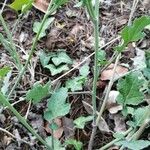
82, 101, 93, 115
113, 114, 126, 133
69, 24, 84, 38
33, 0, 49, 13
100, 64, 128, 80
3, 136, 12, 145
62, 117, 75, 139
142, 0, 150, 9
45, 118, 63, 139
131, 48, 146, 70
19, 32, 28, 43
106, 91, 122, 114
98, 117, 110, 133
13, 129, 22, 147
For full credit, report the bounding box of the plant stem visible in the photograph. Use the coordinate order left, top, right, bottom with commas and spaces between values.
89, 52, 120, 150
51, 120, 55, 150
0, 14, 22, 70
128, 0, 139, 26
119, 106, 150, 150
12, 13, 23, 34
96, 53, 120, 125
88, 0, 100, 149
132, 105, 150, 140
0, 92, 52, 149
99, 127, 133, 150
7, 3, 56, 98
119, 129, 137, 150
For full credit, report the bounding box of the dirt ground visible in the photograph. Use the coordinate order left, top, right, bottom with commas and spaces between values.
0, 0, 150, 149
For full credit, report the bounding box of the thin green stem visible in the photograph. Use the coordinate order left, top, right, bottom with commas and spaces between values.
88, 0, 100, 149
0, 92, 52, 149
7, 3, 56, 98
12, 13, 23, 34
96, 53, 120, 125
119, 106, 150, 150
88, 52, 120, 150
119, 129, 137, 150
0, 14, 22, 70
85, 0, 96, 22
99, 127, 133, 150
132, 105, 150, 140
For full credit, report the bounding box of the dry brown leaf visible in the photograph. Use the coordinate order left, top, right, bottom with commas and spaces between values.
82, 101, 93, 115
3, 136, 12, 145
144, 94, 150, 104
98, 117, 110, 133
45, 118, 63, 139
113, 114, 126, 133
142, 0, 150, 9
62, 117, 75, 139
100, 64, 128, 81
69, 24, 84, 38
33, 0, 49, 13
106, 91, 123, 114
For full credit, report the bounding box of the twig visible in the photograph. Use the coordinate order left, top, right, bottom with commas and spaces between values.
4, 98, 25, 109
25, 101, 31, 120
96, 53, 121, 125
128, 0, 139, 26
0, 127, 32, 145
51, 36, 120, 85
0, 0, 7, 13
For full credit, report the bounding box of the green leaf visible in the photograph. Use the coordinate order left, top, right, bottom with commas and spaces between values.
1, 71, 12, 96
74, 116, 93, 129
9, 0, 33, 12
79, 64, 89, 77
115, 16, 150, 52
115, 140, 150, 150
113, 132, 125, 139
52, 51, 72, 66
54, 0, 68, 7
44, 87, 70, 121
74, 1, 83, 7
133, 106, 149, 127
117, 73, 144, 106
65, 139, 83, 150
49, 122, 59, 130
0, 67, 11, 78
126, 107, 135, 115
45, 64, 69, 76
33, 17, 55, 40
39, 51, 57, 67
98, 50, 107, 66
39, 51, 54, 67
26, 82, 51, 104
46, 136, 65, 150
65, 76, 86, 92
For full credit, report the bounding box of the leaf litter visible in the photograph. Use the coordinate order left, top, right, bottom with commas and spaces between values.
0, 0, 150, 149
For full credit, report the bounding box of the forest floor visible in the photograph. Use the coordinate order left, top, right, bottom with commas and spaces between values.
0, 0, 150, 150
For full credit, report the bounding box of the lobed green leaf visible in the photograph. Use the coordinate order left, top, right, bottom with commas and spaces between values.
44, 87, 70, 121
